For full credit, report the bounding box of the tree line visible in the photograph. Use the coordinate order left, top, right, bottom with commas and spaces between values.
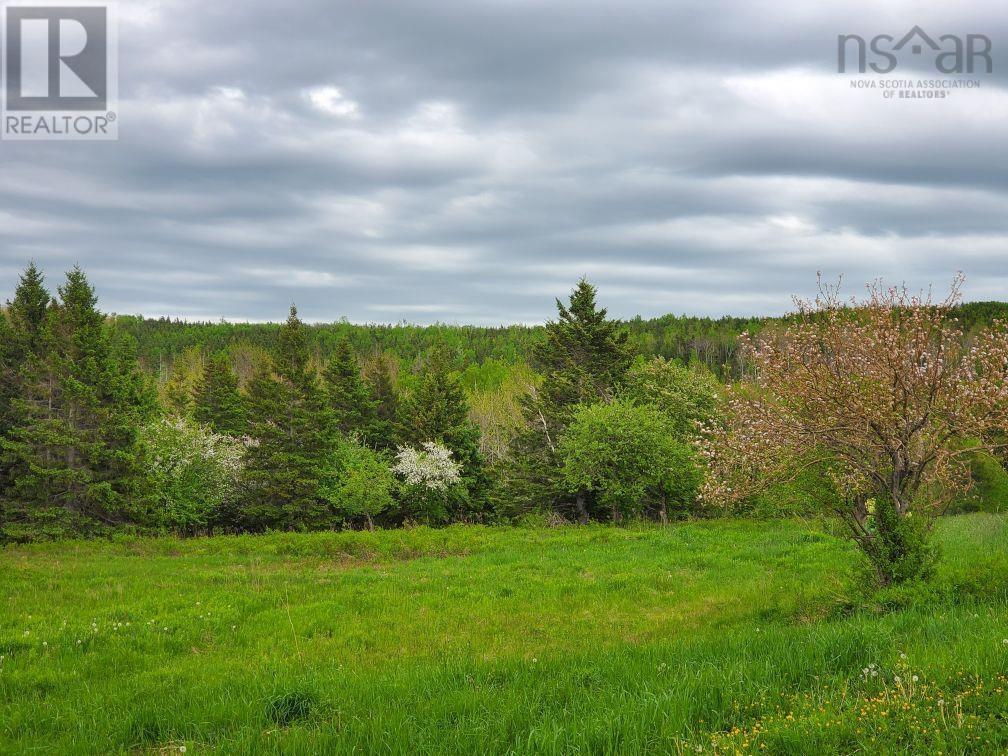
3, 264, 1008, 590
0, 265, 718, 541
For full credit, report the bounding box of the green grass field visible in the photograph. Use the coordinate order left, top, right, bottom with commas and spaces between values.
2, 515, 1008, 754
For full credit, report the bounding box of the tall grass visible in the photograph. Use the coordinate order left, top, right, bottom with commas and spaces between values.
2, 515, 1007, 753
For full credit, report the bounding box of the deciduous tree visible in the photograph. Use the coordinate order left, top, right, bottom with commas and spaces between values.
702, 275, 1008, 585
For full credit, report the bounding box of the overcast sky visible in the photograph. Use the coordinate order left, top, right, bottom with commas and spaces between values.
1, 0, 1006, 324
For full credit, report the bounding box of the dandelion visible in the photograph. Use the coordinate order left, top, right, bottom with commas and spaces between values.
913, 675, 919, 682
42, 641, 47, 647
23, 630, 29, 636
894, 676, 901, 683
179, 747, 186, 754
900, 653, 907, 660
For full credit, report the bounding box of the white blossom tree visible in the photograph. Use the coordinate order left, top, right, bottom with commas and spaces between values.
142, 418, 250, 533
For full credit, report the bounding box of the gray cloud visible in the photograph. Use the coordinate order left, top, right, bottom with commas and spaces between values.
1, 0, 1007, 323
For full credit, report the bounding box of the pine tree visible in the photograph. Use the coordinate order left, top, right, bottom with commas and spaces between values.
323, 339, 380, 443
398, 347, 489, 520
243, 305, 337, 531
505, 279, 634, 521
194, 352, 245, 435
2, 267, 153, 534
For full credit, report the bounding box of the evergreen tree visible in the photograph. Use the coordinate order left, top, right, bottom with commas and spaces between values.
0, 264, 52, 517
362, 353, 399, 451
505, 279, 634, 521
243, 305, 337, 531
194, 352, 245, 435
398, 347, 489, 520
323, 339, 380, 443
2, 268, 153, 535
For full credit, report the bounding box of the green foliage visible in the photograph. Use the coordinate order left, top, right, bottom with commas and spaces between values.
949, 442, 1008, 514
860, 495, 938, 588
623, 356, 719, 439
242, 306, 337, 531
141, 418, 248, 533
559, 399, 699, 521
506, 279, 634, 517
398, 348, 489, 520
2, 267, 154, 534
322, 339, 381, 444
160, 345, 202, 416
193, 352, 245, 436
0, 264, 50, 500
321, 442, 396, 528
360, 352, 400, 451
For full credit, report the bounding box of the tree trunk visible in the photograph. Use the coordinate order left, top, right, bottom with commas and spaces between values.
658, 493, 668, 526
574, 490, 589, 525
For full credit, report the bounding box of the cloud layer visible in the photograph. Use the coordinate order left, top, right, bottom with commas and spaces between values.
2, 0, 1006, 323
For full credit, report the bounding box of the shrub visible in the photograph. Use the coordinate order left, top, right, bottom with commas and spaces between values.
321, 442, 396, 529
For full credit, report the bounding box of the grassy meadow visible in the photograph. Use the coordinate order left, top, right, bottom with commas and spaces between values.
2, 515, 1008, 754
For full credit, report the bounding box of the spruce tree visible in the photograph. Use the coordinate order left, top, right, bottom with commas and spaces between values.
194, 352, 245, 435
506, 279, 634, 521
323, 339, 380, 443
398, 347, 489, 519
2, 267, 153, 534
243, 305, 337, 531
0, 264, 51, 430
0, 264, 52, 521
362, 353, 399, 451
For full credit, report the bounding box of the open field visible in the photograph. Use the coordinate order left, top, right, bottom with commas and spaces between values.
2, 515, 1008, 754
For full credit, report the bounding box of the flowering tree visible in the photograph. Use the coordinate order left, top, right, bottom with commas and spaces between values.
393, 441, 462, 490
702, 275, 1008, 585
392, 441, 463, 524
142, 418, 249, 533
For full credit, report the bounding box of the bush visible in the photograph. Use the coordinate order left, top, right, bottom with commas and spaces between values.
321, 442, 396, 529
